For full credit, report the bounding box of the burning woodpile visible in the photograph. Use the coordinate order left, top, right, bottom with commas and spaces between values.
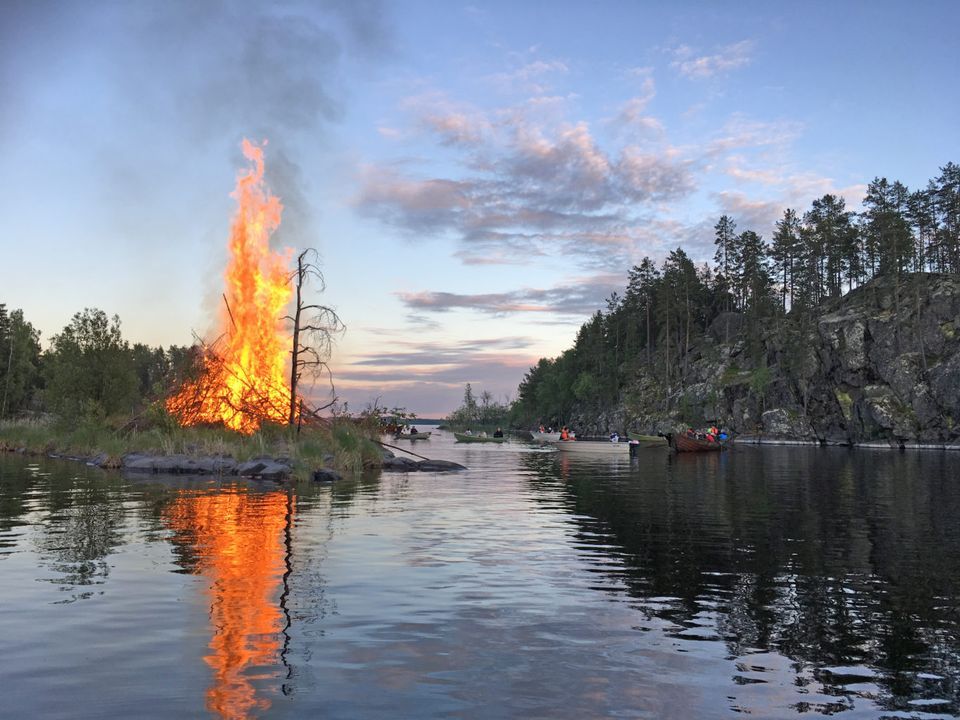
166, 139, 308, 434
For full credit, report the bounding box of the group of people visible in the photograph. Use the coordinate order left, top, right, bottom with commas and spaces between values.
463, 427, 504, 438
685, 425, 728, 443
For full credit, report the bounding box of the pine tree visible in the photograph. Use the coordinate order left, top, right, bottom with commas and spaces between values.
863, 178, 914, 278
932, 162, 960, 272
713, 215, 738, 310
908, 186, 937, 272
770, 209, 801, 310
804, 195, 856, 297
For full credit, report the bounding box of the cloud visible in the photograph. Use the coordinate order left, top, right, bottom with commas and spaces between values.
330, 337, 544, 414
617, 68, 657, 117
487, 58, 569, 94
714, 191, 785, 236
395, 274, 623, 317
705, 115, 803, 156
422, 111, 492, 146
671, 40, 754, 79
377, 126, 403, 139
356, 102, 697, 270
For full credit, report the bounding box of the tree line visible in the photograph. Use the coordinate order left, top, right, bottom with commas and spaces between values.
0, 305, 194, 421
1, 249, 341, 428
510, 162, 960, 427
446, 383, 510, 428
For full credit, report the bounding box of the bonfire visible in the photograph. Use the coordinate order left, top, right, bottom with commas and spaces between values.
166, 140, 297, 434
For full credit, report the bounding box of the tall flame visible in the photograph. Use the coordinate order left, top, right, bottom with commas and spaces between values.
167, 139, 293, 434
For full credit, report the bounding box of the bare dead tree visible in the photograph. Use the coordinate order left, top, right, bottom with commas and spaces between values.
285, 249, 345, 427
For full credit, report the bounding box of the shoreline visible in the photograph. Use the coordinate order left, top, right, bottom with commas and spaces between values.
735, 435, 960, 451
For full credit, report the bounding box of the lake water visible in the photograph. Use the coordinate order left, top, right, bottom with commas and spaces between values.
2, 430, 959, 719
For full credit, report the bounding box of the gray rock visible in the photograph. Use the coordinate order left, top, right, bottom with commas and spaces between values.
235, 460, 268, 475
760, 408, 812, 439
416, 459, 466, 472
90, 453, 112, 468
709, 312, 744, 343
381, 456, 419, 471
313, 468, 342, 483
236, 459, 291, 480
193, 456, 237, 474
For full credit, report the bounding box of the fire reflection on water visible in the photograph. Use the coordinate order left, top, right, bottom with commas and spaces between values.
164, 487, 293, 720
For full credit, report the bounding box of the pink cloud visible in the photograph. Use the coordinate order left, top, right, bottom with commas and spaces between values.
671, 40, 754, 79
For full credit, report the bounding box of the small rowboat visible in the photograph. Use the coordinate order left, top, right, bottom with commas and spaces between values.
394, 431, 431, 440
454, 432, 505, 444
555, 439, 634, 455
665, 433, 726, 453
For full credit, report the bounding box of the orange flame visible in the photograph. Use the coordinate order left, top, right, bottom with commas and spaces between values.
167, 139, 293, 433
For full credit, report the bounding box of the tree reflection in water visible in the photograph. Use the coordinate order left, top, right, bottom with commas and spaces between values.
163, 487, 293, 720
528, 447, 960, 715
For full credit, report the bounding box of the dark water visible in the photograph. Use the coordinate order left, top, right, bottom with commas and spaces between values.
2, 433, 959, 719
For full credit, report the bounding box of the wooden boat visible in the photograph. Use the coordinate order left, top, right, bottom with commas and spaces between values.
394, 431, 431, 440
454, 432, 505, 444
554, 439, 634, 455
665, 433, 726, 453
531, 431, 561, 442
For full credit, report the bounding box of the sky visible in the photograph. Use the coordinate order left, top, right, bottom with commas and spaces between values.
2, 0, 958, 416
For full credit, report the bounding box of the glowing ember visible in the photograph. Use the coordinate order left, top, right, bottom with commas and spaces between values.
167, 139, 293, 434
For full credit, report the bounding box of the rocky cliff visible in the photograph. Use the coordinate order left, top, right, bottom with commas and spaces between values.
573, 273, 960, 447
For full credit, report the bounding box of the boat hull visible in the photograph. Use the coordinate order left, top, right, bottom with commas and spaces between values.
666, 433, 726, 453
454, 432, 505, 443
554, 440, 633, 455
394, 432, 432, 440
531, 431, 561, 442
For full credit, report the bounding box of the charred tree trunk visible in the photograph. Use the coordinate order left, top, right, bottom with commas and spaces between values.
284, 248, 345, 430
288, 252, 306, 426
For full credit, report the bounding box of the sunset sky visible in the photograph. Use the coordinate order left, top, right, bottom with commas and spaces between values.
2, 0, 957, 415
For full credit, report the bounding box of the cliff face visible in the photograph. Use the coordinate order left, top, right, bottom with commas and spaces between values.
575, 274, 960, 446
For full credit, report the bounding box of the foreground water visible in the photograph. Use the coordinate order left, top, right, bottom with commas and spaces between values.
1, 432, 959, 719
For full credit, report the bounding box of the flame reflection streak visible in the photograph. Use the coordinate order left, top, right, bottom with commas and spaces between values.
164, 487, 293, 719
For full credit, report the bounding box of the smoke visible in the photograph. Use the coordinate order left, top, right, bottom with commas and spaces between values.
2, 1, 392, 341
4, 0, 392, 239
127, 1, 392, 239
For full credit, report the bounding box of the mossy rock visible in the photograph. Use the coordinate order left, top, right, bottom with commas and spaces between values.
834, 389, 854, 423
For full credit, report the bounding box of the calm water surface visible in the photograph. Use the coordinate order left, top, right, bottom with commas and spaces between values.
1, 431, 959, 719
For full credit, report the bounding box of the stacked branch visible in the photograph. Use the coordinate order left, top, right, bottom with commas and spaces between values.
166, 336, 330, 434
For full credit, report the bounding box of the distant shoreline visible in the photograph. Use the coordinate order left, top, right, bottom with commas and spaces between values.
736, 435, 960, 451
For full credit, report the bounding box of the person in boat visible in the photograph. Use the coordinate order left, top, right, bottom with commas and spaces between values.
560, 426, 570, 441
609, 432, 619, 443
493, 427, 504, 438
538, 424, 545, 433
464, 428, 473, 435
410, 426, 418, 434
